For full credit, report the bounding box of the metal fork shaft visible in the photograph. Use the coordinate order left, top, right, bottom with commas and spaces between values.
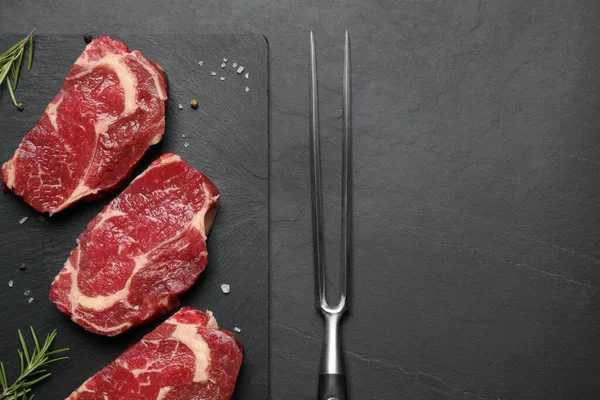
320, 311, 344, 374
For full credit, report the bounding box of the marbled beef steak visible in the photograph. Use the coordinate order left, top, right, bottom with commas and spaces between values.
2, 35, 167, 214
50, 153, 219, 336
66, 307, 243, 399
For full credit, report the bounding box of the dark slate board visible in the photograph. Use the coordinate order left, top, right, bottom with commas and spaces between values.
0, 34, 268, 399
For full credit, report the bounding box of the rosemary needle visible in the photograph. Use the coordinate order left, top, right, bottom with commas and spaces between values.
0, 29, 35, 109
0, 327, 68, 400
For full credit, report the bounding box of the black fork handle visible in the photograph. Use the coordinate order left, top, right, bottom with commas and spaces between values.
318, 373, 347, 400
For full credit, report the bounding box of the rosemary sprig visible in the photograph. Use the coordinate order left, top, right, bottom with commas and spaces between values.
0, 29, 35, 109
0, 327, 69, 400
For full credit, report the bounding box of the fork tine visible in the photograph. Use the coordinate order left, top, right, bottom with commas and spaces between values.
339, 30, 351, 311
309, 31, 327, 310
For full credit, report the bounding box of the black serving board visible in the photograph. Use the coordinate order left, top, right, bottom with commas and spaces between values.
0, 34, 268, 399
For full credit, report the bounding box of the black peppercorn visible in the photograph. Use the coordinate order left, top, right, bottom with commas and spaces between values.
84, 34, 94, 44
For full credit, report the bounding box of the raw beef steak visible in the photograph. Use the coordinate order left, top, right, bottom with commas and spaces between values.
49, 153, 219, 336
2, 35, 168, 215
66, 307, 244, 400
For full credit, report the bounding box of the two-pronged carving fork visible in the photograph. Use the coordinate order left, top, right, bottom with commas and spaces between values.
309, 31, 351, 400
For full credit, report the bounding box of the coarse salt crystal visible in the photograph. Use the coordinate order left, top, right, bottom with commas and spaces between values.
221, 284, 230, 294
184, 142, 190, 148
178, 104, 183, 110
234, 327, 241, 333
8, 280, 13, 287
220, 76, 225, 81
211, 71, 217, 76
198, 61, 203, 66
19, 217, 28, 224
223, 58, 228, 62
237, 66, 244, 74
232, 62, 238, 68
28, 297, 34, 304
182, 134, 187, 138
221, 63, 226, 69
24, 290, 30, 296
245, 87, 250, 92
244, 72, 249, 79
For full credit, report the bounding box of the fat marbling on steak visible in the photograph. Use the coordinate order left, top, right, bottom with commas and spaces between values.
49, 153, 219, 336
2, 35, 168, 215
66, 307, 243, 400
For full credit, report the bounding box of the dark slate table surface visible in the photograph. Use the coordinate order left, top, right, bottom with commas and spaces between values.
1, 1, 599, 399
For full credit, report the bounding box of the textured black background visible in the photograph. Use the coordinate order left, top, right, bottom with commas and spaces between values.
1, 1, 600, 399
0, 34, 268, 399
